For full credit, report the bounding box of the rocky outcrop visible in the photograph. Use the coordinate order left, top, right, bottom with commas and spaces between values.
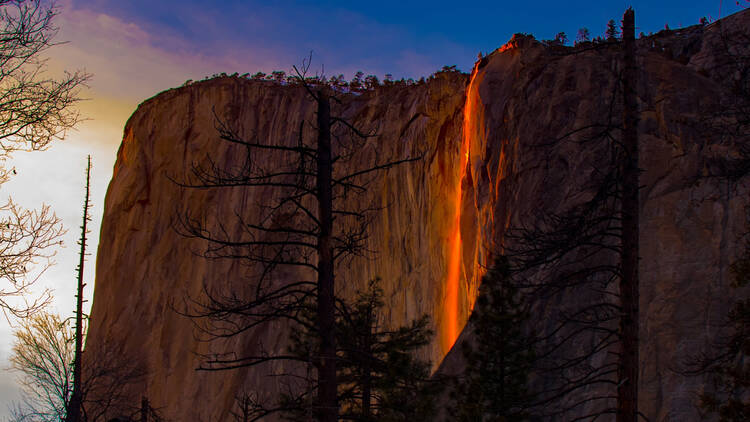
87, 9, 750, 421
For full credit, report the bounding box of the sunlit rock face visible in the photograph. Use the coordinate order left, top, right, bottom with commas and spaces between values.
87, 9, 750, 422
87, 74, 469, 421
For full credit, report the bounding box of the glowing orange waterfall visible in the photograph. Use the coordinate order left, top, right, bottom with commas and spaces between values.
441, 65, 482, 354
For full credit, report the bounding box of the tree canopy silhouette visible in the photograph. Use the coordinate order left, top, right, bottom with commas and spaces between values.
0, 0, 89, 318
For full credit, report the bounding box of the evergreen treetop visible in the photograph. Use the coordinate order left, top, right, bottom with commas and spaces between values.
606, 19, 620, 40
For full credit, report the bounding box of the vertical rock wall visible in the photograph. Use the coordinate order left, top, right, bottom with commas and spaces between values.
88, 74, 471, 421
87, 9, 750, 421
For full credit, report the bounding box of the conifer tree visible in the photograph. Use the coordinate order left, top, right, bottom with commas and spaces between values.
576, 27, 591, 44
553, 32, 568, 45
449, 256, 536, 421
335, 279, 438, 422
606, 19, 620, 40
237, 279, 439, 421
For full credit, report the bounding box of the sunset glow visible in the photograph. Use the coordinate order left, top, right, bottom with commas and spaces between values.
441, 65, 480, 354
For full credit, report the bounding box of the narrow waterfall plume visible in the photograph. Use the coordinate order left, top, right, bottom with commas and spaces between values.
442, 64, 481, 354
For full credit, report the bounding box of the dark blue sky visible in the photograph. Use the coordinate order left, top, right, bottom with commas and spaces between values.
72, 1, 748, 78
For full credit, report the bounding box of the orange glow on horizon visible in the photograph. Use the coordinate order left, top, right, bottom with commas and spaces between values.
441, 65, 480, 354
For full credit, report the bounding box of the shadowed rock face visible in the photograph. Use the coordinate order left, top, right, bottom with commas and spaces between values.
441, 10, 750, 421
88, 9, 749, 421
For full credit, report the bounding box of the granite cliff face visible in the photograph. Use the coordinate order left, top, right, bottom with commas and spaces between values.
89, 71, 471, 420
87, 10, 750, 421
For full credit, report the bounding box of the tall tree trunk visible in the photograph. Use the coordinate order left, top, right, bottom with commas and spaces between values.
67, 155, 91, 422
361, 304, 373, 419
316, 89, 337, 422
618, 8, 639, 422
141, 396, 149, 422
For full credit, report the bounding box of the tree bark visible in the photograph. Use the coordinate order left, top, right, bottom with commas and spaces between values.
66, 155, 91, 422
618, 8, 639, 422
361, 304, 373, 419
316, 89, 337, 422
141, 396, 149, 422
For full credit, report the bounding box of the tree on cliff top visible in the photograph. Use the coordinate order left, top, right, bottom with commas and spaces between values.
576, 28, 591, 45
0, 0, 89, 318
605, 19, 620, 40
174, 58, 421, 422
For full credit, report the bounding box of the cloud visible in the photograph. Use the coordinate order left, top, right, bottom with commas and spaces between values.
49, 1, 289, 104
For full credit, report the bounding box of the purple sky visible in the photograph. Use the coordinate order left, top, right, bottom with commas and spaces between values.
70, 0, 748, 79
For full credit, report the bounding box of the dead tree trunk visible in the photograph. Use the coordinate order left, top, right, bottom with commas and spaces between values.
175, 62, 422, 421
315, 89, 337, 422
361, 305, 373, 419
618, 8, 639, 422
141, 396, 149, 422
66, 155, 92, 422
